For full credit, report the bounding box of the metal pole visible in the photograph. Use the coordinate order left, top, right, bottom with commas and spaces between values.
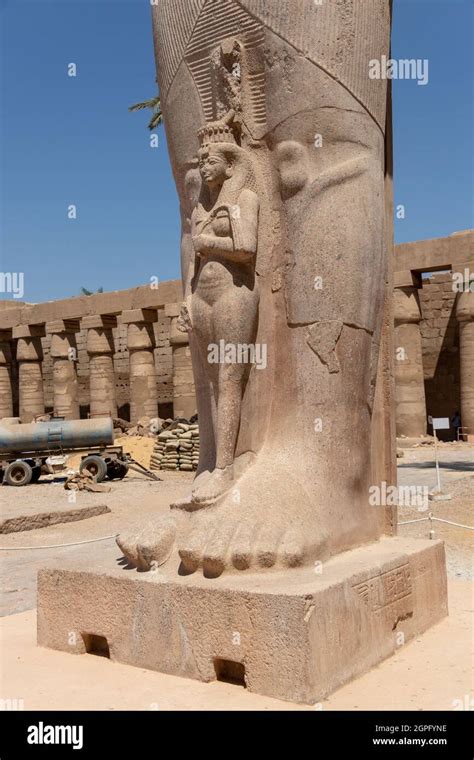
434, 429, 442, 493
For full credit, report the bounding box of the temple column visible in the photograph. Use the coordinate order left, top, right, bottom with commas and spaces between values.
456, 290, 474, 440
0, 330, 14, 419
166, 303, 197, 420
394, 286, 427, 437
46, 319, 80, 420
83, 315, 117, 419
121, 309, 158, 422
13, 324, 45, 422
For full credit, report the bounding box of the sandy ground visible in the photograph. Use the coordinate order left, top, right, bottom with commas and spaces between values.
396, 443, 473, 580
0, 579, 471, 711
0, 470, 192, 616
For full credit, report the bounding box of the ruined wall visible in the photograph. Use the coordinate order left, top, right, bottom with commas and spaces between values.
0, 282, 196, 423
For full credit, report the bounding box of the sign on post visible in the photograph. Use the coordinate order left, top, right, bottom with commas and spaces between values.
432, 417, 450, 431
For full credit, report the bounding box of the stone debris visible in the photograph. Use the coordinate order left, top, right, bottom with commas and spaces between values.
113, 418, 134, 434
150, 420, 199, 472
64, 471, 112, 493
122, 416, 165, 438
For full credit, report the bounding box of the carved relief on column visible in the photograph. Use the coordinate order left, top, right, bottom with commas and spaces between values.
0, 330, 14, 419
83, 315, 118, 419
394, 286, 427, 437
46, 320, 80, 420
456, 290, 474, 439
13, 324, 46, 422
121, 309, 158, 422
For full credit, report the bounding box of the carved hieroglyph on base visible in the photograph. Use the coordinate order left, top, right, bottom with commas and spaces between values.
118, 0, 393, 575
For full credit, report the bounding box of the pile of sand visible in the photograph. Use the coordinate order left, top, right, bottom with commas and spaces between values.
66, 435, 155, 472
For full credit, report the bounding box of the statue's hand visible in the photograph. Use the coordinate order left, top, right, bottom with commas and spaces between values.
192, 234, 214, 256
178, 298, 192, 333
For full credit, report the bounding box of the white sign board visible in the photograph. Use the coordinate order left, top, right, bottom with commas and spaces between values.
432, 417, 450, 431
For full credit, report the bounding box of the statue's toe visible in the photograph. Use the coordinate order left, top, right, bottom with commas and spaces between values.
136, 516, 177, 570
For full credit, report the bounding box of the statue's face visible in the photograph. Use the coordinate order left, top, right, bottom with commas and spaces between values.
198, 147, 229, 188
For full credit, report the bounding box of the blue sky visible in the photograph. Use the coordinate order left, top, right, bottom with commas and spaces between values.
0, 0, 473, 302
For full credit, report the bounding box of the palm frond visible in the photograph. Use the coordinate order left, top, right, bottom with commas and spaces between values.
128, 96, 161, 113
81, 286, 103, 296
148, 111, 163, 131
129, 95, 162, 132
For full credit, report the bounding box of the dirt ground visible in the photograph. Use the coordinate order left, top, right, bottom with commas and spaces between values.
396, 442, 473, 580
0, 439, 472, 710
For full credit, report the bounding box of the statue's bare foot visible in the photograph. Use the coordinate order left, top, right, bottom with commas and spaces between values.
179, 516, 311, 578
116, 514, 177, 571
175, 461, 331, 577
117, 459, 331, 577
190, 465, 234, 506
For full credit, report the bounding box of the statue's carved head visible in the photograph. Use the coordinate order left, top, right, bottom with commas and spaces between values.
198, 145, 234, 189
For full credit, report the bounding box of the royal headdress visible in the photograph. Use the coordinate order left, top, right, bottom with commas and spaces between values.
198, 110, 238, 147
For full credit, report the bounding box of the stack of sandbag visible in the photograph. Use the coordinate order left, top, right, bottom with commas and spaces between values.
149, 422, 199, 471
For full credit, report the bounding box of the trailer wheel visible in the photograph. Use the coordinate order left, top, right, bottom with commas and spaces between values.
5, 460, 33, 487
106, 462, 129, 481
80, 455, 107, 482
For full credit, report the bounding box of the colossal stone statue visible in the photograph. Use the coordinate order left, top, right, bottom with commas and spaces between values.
118, 0, 393, 575
38, 0, 448, 705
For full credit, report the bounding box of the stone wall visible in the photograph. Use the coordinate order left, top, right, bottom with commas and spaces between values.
393, 230, 473, 440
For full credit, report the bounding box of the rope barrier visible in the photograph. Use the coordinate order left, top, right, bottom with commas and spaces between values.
398, 516, 473, 530
2, 518, 472, 552
398, 517, 429, 525
430, 517, 474, 531
0, 534, 119, 551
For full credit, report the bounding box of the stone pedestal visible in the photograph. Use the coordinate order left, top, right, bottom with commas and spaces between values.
83, 315, 118, 419
456, 291, 474, 440
121, 309, 158, 422
0, 330, 14, 419
394, 287, 427, 437
46, 320, 80, 420
13, 324, 45, 422
37, 537, 447, 705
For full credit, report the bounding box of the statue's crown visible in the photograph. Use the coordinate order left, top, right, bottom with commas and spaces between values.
198, 110, 237, 147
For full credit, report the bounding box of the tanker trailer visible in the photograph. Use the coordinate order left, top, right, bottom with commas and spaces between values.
0, 418, 129, 486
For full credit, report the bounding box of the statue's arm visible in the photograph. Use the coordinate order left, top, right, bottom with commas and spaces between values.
193, 190, 259, 263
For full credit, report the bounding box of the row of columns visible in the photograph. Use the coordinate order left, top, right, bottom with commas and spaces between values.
0, 308, 193, 423
394, 286, 474, 438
